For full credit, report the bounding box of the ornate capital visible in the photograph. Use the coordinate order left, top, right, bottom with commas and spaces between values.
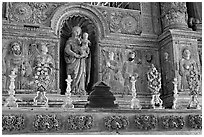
160, 2, 188, 31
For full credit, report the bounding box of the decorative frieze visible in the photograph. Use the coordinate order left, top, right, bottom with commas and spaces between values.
161, 115, 185, 129
134, 115, 157, 130
33, 114, 61, 131
2, 114, 25, 131
104, 115, 129, 132
97, 6, 142, 35
7, 2, 61, 26
188, 115, 202, 129
66, 115, 93, 130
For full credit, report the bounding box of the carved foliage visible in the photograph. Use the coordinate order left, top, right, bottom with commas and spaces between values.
134, 115, 157, 130
66, 115, 93, 130
2, 114, 25, 132
104, 115, 129, 131
33, 114, 60, 131
161, 115, 185, 129
98, 7, 141, 35
188, 115, 202, 129
7, 2, 60, 25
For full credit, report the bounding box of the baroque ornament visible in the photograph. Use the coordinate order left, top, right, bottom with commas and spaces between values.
104, 115, 129, 132
66, 115, 93, 130
2, 114, 25, 132
188, 115, 202, 129
161, 115, 185, 129
134, 115, 157, 130
33, 114, 60, 131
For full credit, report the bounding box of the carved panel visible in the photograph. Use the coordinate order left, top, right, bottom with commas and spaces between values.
174, 40, 201, 92
100, 45, 159, 95
104, 115, 129, 131
33, 114, 61, 131
7, 2, 61, 26
134, 115, 157, 130
2, 114, 25, 132
188, 115, 202, 129
66, 115, 93, 130
97, 6, 141, 35
161, 115, 185, 129
2, 36, 59, 93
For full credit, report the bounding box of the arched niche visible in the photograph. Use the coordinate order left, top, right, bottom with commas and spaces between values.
51, 3, 108, 94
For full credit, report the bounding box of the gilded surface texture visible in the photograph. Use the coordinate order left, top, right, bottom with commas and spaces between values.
2, 114, 25, 131
161, 115, 184, 129
66, 115, 93, 130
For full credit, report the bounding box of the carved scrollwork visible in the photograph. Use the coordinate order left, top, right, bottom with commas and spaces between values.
104, 115, 129, 131
2, 114, 25, 132
33, 114, 60, 131
161, 115, 185, 129
66, 115, 93, 130
134, 115, 157, 130
7, 2, 60, 25
98, 7, 141, 35
188, 115, 202, 129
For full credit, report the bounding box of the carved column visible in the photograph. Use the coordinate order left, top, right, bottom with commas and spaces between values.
159, 29, 201, 109
160, 2, 188, 31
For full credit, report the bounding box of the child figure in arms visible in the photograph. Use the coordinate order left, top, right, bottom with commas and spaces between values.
80, 32, 90, 58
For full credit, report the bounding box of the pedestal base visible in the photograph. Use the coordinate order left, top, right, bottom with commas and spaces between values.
130, 98, 141, 109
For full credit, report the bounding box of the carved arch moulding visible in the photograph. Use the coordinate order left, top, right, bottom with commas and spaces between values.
51, 3, 109, 40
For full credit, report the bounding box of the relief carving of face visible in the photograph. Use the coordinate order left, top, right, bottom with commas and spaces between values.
128, 52, 135, 61
72, 26, 82, 37
182, 49, 191, 60
11, 42, 21, 55
164, 52, 169, 61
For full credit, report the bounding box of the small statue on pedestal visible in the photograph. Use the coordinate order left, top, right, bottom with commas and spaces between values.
147, 64, 163, 109
4, 69, 18, 107
62, 75, 74, 108
130, 74, 142, 109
